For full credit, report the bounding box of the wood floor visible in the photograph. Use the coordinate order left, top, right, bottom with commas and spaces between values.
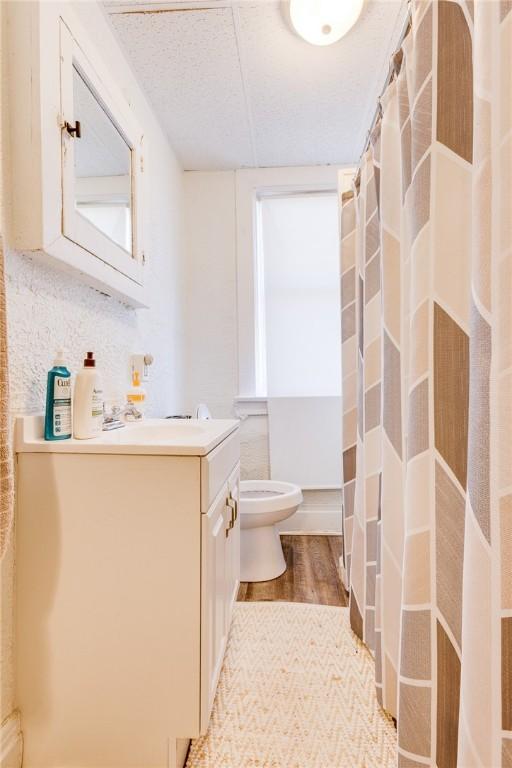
237, 535, 348, 607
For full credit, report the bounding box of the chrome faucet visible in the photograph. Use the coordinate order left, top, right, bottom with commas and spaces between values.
121, 402, 144, 421
102, 402, 143, 430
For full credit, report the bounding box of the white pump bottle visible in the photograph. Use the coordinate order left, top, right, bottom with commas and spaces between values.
73, 352, 103, 439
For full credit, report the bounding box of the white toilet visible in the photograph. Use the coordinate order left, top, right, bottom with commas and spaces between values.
239, 480, 303, 582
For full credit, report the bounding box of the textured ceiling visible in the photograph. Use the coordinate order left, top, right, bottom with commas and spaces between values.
105, 0, 408, 170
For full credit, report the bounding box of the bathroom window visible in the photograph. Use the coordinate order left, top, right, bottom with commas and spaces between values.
255, 193, 341, 397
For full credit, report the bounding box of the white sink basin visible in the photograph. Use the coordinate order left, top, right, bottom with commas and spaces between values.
16, 416, 239, 456
103, 422, 207, 444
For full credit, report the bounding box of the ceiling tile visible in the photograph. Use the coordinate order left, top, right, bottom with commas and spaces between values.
109, 6, 256, 168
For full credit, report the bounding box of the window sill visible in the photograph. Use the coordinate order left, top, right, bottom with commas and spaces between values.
233, 396, 268, 419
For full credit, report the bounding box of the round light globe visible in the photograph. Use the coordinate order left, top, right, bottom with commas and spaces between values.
290, 0, 365, 46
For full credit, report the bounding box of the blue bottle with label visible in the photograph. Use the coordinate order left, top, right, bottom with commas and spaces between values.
44, 349, 72, 441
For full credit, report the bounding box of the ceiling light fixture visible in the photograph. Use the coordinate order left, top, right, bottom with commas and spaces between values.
289, 0, 365, 46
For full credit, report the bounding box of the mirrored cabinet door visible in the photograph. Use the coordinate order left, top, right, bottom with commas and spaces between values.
72, 65, 133, 255
60, 19, 144, 285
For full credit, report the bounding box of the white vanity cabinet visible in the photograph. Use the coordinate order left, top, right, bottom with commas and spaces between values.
15, 418, 240, 768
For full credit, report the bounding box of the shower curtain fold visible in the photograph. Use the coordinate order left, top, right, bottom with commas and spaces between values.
0, 234, 13, 559
339, 1, 512, 765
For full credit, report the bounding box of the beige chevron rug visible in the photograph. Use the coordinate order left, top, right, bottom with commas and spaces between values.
186, 601, 397, 768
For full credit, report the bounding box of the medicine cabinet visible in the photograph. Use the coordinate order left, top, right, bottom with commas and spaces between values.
6, 3, 146, 307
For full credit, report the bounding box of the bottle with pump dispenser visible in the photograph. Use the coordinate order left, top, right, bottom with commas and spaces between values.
126, 370, 146, 419
73, 352, 104, 439
44, 349, 72, 441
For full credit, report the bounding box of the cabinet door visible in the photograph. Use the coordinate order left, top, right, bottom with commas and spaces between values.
200, 486, 230, 731
225, 463, 240, 630
60, 19, 145, 288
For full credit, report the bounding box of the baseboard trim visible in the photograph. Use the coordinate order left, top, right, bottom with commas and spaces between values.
0, 712, 22, 768
276, 509, 342, 534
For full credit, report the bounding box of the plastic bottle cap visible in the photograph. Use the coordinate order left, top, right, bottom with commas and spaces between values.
84, 352, 96, 368
54, 348, 67, 366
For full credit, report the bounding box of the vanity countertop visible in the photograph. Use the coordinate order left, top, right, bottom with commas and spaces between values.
15, 415, 239, 457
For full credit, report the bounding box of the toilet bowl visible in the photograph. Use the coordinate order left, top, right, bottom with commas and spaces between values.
239, 480, 303, 582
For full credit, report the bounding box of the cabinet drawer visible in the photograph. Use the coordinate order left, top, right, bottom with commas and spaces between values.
200, 429, 240, 512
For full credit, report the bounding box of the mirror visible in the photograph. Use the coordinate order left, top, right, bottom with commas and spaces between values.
72, 65, 133, 254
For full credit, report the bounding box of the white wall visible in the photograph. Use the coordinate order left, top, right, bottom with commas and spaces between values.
1, 0, 185, 753
183, 168, 346, 529
183, 170, 268, 484
182, 171, 271, 480
183, 172, 237, 419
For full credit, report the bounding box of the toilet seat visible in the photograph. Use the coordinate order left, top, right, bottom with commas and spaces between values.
240, 480, 303, 523
239, 480, 303, 581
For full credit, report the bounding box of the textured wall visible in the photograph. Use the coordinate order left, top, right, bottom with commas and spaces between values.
5, 225, 184, 419
239, 415, 270, 481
